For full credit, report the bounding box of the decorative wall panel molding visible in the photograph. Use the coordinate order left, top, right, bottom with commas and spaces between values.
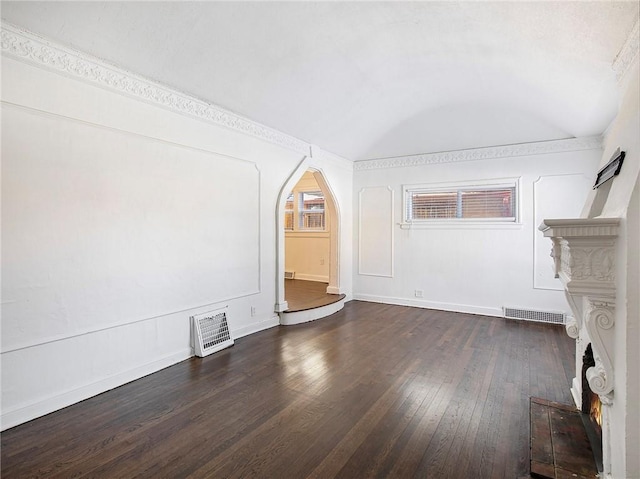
354, 137, 602, 171
2, 104, 262, 353
613, 18, 639, 83
358, 186, 394, 277
533, 174, 593, 291
0, 22, 309, 154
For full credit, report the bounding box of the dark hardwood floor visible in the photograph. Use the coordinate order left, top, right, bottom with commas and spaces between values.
285, 279, 345, 312
1, 301, 575, 478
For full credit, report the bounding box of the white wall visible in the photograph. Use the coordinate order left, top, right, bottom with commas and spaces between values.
285, 234, 330, 282
587, 59, 639, 479
1, 36, 353, 429
353, 145, 601, 317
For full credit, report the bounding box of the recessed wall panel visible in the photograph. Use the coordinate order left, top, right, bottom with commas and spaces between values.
358, 186, 394, 277
1, 105, 260, 351
534, 174, 592, 290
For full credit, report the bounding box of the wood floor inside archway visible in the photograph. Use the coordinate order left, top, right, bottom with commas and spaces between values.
284, 279, 345, 312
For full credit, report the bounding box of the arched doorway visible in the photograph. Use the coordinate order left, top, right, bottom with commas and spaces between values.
275, 160, 340, 313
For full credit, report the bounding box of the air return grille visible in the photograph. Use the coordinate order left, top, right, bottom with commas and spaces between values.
192, 307, 234, 357
503, 307, 565, 325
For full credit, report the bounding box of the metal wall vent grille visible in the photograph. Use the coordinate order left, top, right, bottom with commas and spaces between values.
192, 307, 234, 357
503, 307, 565, 325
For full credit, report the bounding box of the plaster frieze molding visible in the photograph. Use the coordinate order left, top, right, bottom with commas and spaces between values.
613, 18, 639, 83
354, 136, 602, 171
0, 22, 309, 155
560, 242, 615, 283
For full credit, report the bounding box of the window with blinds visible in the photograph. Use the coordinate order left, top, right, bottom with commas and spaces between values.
404, 181, 518, 223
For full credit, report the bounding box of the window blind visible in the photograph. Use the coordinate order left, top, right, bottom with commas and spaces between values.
406, 185, 516, 222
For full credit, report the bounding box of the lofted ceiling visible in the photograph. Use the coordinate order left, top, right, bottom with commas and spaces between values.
2, 1, 638, 161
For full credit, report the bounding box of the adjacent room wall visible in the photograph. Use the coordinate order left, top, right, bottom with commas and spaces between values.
1, 35, 353, 429
353, 142, 601, 317
285, 171, 330, 282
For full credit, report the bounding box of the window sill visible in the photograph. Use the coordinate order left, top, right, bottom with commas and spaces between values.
398, 222, 523, 230
285, 230, 330, 238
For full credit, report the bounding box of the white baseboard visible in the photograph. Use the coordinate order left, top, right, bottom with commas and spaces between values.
1, 347, 192, 431
352, 293, 503, 318
292, 274, 329, 283
232, 315, 280, 339
1, 315, 281, 431
1, 314, 280, 431
274, 301, 289, 313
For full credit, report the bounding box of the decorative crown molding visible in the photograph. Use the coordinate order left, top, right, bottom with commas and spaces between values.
0, 22, 309, 155
354, 136, 602, 171
613, 18, 639, 83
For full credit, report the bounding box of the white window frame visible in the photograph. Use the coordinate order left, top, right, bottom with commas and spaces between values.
284, 193, 295, 231
401, 178, 521, 229
298, 191, 326, 231
284, 189, 328, 234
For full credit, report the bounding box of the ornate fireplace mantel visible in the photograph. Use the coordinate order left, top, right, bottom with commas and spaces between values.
539, 218, 620, 402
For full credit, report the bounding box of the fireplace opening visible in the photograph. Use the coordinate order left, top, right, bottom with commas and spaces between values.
589, 392, 602, 428
581, 343, 603, 473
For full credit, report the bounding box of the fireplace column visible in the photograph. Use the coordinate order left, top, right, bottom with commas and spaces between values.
539, 217, 619, 475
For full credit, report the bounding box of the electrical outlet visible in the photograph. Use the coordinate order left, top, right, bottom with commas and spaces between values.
320, 258, 325, 265
251, 306, 256, 316
414, 290, 423, 298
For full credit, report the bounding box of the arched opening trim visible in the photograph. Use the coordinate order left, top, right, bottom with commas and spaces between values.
275, 158, 341, 313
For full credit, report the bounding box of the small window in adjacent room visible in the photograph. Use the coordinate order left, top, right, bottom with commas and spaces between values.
284, 193, 295, 230
404, 180, 518, 224
299, 191, 325, 229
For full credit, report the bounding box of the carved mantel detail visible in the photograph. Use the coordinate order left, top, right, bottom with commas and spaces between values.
539, 218, 620, 402
584, 298, 615, 402
563, 291, 581, 339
